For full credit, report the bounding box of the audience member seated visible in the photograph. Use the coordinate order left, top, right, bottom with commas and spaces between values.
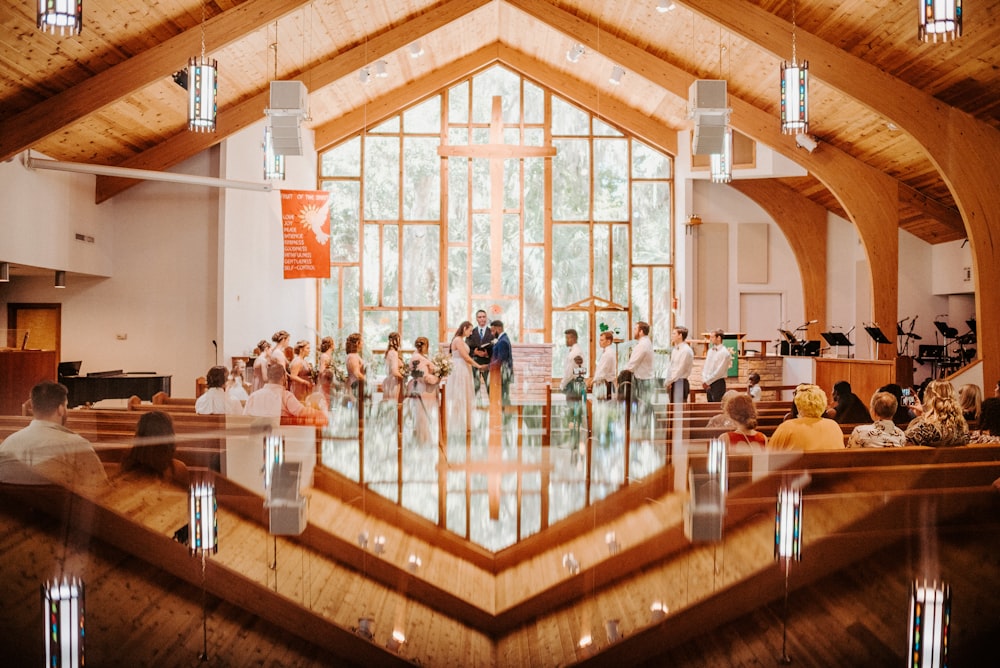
0, 380, 107, 489
244, 363, 317, 419
878, 383, 918, 423
721, 393, 767, 450
746, 372, 762, 402
958, 383, 982, 423
825, 380, 872, 424
196, 366, 244, 415
768, 384, 845, 451
118, 411, 190, 485
848, 392, 907, 448
706, 390, 739, 430
904, 379, 969, 447
968, 397, 1000, 445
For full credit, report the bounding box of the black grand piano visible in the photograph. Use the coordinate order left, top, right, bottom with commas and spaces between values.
59, 362, 172, 407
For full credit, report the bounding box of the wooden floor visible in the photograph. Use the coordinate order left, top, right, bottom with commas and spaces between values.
1, 445, 998, 666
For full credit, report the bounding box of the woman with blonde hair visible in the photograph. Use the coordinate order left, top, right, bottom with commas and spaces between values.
958, 383, 983, 423
905, 379, 969, 447
768, 384, 845, 451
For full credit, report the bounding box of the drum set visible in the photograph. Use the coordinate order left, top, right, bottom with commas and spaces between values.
911, 316, 976, 378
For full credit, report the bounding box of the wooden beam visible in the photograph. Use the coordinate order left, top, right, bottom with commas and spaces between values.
0, 0, 311, 163
680, 0, 1000, 383
94, 0, 493, 202
898, 184, 965, 237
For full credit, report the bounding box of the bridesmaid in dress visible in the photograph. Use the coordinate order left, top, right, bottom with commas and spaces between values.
289, 340, 314, 401
345, 332, 366, 399
318, 336, 335, 374
409, 336, 440, 444
251, 339, 271, 392
382, 332, 404, 403
448, 321, 482, 432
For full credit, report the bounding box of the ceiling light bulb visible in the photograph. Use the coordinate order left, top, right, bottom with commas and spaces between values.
609, 65, 625, 85
408, 42, 424, 58
359, 68, 370, 84
566, 44, 584, 63
374, 60, 388, 78
657, 0, 677, 12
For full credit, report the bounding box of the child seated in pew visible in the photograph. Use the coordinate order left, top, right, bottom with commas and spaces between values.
118, 411, 189, 485
746, 372, 761, 402
847, 391, 906, 448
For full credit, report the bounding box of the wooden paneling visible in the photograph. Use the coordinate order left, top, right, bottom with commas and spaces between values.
813, 357, 894, 408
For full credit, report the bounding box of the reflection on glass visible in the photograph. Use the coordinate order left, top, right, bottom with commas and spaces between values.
471, 214, 492, 295
552, 225, 589, 307
403, 96, 441, 134
323, 180, 360, 263
382, 225, 398, 307
594, 139, 629, 221
402, 225, 439, 306
363, 225, 380, 307
553, 139, 590, 221
364, 136, 399, 219
632, 181, 671, 263
502, 214, 520, 296
447, 247, 468, 327
448, 157, 468, 243
403, 137, 441, 221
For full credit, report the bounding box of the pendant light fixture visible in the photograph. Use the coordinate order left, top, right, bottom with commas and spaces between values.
780, 1, 809, 134
188, 2, 218, 132
37, 0, 83, 36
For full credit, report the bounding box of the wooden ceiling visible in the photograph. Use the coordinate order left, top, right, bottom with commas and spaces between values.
3, 0, 997, 243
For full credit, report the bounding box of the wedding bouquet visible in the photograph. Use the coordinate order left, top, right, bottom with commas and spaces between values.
431, 351, 453, 378
403, 355, 423, 381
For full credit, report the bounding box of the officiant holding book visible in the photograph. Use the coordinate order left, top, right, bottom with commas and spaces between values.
467, 309, 495, 396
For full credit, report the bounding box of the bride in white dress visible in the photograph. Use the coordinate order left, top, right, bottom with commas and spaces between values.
448, 321, 482, 432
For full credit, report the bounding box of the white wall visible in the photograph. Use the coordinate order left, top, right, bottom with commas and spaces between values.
0, 152, 113, 276
0, 150, 221, 394
219, 120, 318, 361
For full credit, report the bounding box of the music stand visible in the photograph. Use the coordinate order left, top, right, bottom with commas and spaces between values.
933, 320, 958, 339
864, 326, 891, 345
821, 332, 853, 358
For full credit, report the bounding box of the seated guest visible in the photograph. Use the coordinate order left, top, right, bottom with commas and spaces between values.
878, 383, 917, 423
968, 397, 1000, 444
848, 392, 907, 448
244, 363, 317, 419
825, 380, 872, 424
196, 366, 244, 415
119, 411, 189, 485
904, 379, 969, 447
721, 393, 767, 450
706, 390, 740, 430
0, 380, 107, 489
768, 384, 845, 451
746, 372, 762, 402
958, 383, 982, 423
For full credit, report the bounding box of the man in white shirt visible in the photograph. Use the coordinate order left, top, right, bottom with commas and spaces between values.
0, 381, 107, 489
623, 321, 654, 406
664, 326, 694, 403
588, 330, 617, 399
561, 329, 584, 393
196, 366, 244, 415
700, 329, 732, 403
245, 363, 313, 419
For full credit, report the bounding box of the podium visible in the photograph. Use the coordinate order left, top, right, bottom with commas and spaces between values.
821, 331, 853, 358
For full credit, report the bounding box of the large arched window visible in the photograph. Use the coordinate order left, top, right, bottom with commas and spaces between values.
318, 65, 673, 371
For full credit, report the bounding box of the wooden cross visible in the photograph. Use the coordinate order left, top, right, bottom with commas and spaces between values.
438, 96, 556, 297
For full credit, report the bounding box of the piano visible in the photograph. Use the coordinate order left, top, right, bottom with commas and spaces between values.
60, 369, 172, 407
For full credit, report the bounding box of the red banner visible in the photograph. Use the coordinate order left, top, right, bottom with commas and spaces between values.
280, 189, 331, 279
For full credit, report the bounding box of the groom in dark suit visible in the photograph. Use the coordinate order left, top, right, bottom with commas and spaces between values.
467, 309, 494, 396
490, 320, 513, 406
